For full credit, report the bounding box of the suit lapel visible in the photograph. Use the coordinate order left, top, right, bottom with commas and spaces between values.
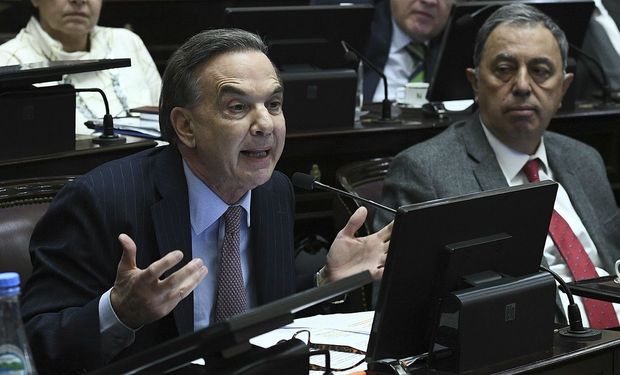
546, 135, 599, 243
150, 147, 194, 336
461, 116, 508, 191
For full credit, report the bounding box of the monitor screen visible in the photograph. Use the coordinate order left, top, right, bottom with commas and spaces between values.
426, 0, 595, 102
367, 180, 558, 361
224, 4, 374, 71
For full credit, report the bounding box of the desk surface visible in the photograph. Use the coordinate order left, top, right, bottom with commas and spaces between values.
0, 134, 157, 180
407, 329, 620, 374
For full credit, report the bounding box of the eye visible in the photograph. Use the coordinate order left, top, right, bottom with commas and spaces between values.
493, 63, 515, 81
267, 98, 282, 114
227, 101, 247, 114
530, 65, 553, 82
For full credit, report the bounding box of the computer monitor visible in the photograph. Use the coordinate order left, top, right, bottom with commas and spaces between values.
426, 0, 595, 102
367, 180, 558, 362
91, 271, 372, 374
224, 4, 374, 71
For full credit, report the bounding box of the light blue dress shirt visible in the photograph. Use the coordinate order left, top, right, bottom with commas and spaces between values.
183, 161, 255, 329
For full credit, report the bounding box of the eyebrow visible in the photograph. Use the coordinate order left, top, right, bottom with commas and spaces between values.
217, 84, 284, 100
491, 53, 555, 68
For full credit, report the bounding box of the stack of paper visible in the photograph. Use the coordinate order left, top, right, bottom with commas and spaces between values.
250, 311, 374, 374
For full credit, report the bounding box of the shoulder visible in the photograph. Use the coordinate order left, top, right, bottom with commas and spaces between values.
395, 120, 466, 162
0, 30, 36, 64
92, 26, 148, 49
545, 131, 600, 158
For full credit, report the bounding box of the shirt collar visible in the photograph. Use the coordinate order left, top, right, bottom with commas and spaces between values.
391, 16, 417, 53
480, 118, 549, 183
183, 160, 251, 235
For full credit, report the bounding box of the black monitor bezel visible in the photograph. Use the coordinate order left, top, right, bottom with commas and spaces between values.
367, 180, 558, 361
0, 59, 131, 88
224, 4, 374, 71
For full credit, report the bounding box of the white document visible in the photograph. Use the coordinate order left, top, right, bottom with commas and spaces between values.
250, 311, 375, 374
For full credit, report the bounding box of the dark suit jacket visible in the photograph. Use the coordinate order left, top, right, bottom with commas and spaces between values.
21, 146, 298, 374
375, 116, 620, 320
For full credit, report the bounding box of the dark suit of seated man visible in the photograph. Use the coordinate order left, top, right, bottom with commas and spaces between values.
375, 3, 620, 328
21, 29, 392, 374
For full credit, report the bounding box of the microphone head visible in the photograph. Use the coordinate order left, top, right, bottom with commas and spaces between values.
292, 173, 316, 190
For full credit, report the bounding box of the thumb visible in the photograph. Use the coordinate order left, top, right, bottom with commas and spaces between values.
117, 233, 138, 271
340, 206, 368, 238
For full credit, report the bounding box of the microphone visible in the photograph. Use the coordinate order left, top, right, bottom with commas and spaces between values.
292, 172, 396, 215
77, 88, 126, 144
454, 4, 496, 29
340, 40, 395, 122
539, 265, 601, 339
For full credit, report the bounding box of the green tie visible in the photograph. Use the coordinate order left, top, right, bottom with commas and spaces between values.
404, 42, 427, 83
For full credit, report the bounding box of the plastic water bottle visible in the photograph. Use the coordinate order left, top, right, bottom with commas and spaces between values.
0, 272, 37, 374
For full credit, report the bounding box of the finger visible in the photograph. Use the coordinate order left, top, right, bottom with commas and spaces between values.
375, 220, 394, 242
145, 250, 184, 280
164, 258, 209, 301
117, 233, 138, 271
340, 206, 368, 237
370, 266, 384, 281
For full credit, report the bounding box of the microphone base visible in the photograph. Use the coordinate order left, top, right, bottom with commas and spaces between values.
92, 134, 127, 145
559, 327, 602, 340
361, 117, 402, 126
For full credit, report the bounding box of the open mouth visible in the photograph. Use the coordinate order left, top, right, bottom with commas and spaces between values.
241, 149, 270, 158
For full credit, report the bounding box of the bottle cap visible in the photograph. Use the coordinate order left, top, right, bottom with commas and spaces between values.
0, 272, 20, 296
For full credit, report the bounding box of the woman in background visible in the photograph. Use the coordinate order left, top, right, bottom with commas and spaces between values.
0, 0, 161, 134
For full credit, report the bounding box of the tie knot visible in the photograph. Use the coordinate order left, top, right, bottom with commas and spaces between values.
224, 205, 243, 230
522, 159, 541, 182
405, 42, 426, 61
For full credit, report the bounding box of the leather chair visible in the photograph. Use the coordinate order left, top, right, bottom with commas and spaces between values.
330, 157, 392, 311
335, 157, 393, 236
0, 176, 75, 285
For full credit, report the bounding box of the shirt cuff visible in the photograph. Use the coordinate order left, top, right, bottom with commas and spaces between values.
99, 288, 137, 360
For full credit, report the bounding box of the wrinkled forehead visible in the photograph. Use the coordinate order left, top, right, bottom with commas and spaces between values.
483, 23, 562, 64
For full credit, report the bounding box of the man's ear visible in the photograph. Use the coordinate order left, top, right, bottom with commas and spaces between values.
170, 107, 196, 149
466, 68, 479, 101
561, 72, 574, 97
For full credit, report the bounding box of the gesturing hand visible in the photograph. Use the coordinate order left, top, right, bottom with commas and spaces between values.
323, 207, 393, 283
110, 233, 208, 329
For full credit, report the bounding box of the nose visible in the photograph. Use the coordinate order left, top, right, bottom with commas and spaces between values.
250, 106, 274, 136
512, 67, 532, 98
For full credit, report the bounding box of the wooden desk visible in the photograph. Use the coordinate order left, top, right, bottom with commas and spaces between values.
0, 134, 157, 180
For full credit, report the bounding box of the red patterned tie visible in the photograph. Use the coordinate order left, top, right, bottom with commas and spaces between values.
214, 205, 248, 322
523, 159, 618, 329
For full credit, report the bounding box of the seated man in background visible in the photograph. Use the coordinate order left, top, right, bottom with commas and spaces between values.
22, 28, 392, 374
311, 0, 453, 102
375, 3, 620, 328
0, 0, 161, 134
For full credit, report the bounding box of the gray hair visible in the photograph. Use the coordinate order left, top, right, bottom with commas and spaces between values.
159, 28, 269, 142
472, 3, 569, 71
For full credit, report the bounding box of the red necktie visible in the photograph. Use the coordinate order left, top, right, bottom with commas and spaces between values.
523, 159, 618, 329
214, 205, 248, 322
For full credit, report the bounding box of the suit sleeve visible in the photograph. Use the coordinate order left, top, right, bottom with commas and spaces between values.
21, 178, 120, 374
373, 150, 439, 230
